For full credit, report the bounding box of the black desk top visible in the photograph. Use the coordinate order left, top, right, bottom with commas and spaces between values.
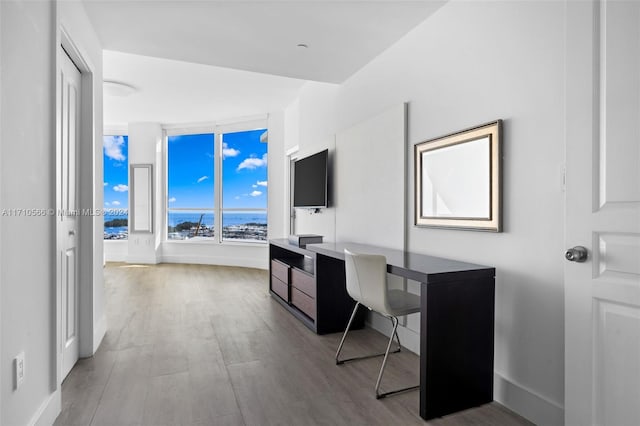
306, 241, 494, 284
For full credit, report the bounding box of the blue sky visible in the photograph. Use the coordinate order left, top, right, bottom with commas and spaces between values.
168, 129, 267, 209
103, 135, 129, 210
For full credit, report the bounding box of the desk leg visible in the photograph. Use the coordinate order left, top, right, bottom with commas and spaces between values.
419, 277, 495, 420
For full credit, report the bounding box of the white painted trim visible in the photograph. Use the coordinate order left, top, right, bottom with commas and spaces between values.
161, 129, 168, 242
164, 117, 268, 136
165, 125, 214, 137
285, 146, 299, 235
160, 254, 268, 270
58, 20, 99, 376
214, 133, 223, 242
104, 125, 127, 136
29, 390, 61, 426
285, 145, 300, 157
162, 113, 268, 132
494, 372, 564, 426
0, 3, 3, 420
93, 314, 107, 353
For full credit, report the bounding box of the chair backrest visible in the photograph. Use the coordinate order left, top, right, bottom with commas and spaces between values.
344, 249, 389, 315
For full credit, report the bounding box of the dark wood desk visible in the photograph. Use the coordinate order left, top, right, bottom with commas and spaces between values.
306, 242, 495, 421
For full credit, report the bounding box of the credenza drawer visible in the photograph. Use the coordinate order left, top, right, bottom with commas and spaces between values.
271, 259, 289, 283
291, 268, 315, 298
291, 287, 316, 320
271, 276, 289, 301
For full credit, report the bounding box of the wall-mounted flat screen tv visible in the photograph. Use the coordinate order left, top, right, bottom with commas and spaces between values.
293, 149, 328, 208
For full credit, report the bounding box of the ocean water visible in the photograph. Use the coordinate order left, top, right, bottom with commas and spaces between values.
104, 212, 267, 237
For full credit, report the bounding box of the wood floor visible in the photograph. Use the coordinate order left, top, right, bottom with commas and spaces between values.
55, 263, 532, 426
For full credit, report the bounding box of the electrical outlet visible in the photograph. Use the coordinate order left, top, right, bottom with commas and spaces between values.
14, 352, 25, 389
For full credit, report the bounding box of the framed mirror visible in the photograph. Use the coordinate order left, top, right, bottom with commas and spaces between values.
414, 120, 502, 232
130, 164, 153, 233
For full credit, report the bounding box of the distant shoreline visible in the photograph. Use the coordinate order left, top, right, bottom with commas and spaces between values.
104, 213, 267, 241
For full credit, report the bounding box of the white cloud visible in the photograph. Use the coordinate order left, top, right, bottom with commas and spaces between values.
113, 184, 128, 192
237, 154, 268, 171
104, 135, 126, 161
197, 176, 209, 183
234, 196, 240, 200
112, 201, 121, 206
105, 202, 110, 206
252, 185, 257, 188
257, 180, 268, 187
168, 197, 176, 203
104, 182, 109, 187
250, 190, 262, 197
222, 143, 240, 158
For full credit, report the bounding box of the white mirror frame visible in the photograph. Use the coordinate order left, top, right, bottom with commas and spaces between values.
130, 164, 153, 233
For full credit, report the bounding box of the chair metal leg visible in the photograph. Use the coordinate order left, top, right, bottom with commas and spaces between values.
336, 302, 360, 364
389, 316, 402, 352
375, 316, 420, 399
336, 304, 402, 365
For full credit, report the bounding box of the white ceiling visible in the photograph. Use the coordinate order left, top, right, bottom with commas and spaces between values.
102, 50, 307, 125
85, 1, 445, 125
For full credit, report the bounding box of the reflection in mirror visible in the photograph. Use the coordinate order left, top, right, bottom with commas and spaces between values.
421, 136, 490, 218
415, 121, 502, 232
131, 164, 153, 233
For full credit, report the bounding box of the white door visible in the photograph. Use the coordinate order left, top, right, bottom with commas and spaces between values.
565, 1, 640, 425
60, 48, 81, 379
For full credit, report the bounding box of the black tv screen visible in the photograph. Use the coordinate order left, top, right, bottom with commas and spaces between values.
293, 149, 328, 208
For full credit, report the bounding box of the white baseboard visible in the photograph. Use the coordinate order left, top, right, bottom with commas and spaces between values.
161, 254, 268, 270
126, 254, 159, 264
93, 313, 107, 353
494, 372, 564, 426
104, 252, 126, 262
29, 390, 60, 426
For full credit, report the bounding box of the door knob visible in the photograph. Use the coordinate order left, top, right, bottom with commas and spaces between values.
565, 246, 588, 262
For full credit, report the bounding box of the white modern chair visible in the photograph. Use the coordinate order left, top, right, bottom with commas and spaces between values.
336, 249, 421, 399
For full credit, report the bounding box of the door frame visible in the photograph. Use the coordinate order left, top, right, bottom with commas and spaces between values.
54, 25, 97, 388
285, 145, 299, 235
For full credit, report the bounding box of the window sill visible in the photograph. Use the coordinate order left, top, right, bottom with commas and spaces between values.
163, 239, 267, 248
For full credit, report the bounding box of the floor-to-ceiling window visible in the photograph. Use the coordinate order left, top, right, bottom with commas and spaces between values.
221, 128, 268, 242
103, 134, 129, 240
166, 124, 267, 243
167, 133, 216, 240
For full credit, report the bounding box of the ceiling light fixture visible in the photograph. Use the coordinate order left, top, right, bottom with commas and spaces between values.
103, 80, 137, 97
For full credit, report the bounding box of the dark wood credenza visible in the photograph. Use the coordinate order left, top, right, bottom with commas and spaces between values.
268, 239, 365, 334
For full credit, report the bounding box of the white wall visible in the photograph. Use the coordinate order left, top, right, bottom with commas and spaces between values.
285, 82, 340, 241
284, 1, 565, 424
334, 104, 406, 249
127, 123, 162, 264
266, 111, 287, 240
1, 2, 57, 424
0, 1, 103, 424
